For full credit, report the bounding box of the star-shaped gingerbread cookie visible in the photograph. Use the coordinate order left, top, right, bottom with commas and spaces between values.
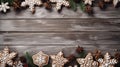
77, 53, 98, 67
21, 0, 42, 13
0, 47, 17, 67
50, 0, 69, 10
98, 52, 118, 67
50, 51, 68, 67
84, 0, 94, 5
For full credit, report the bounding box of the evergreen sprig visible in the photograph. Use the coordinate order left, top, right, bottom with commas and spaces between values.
79, 1, 85, 11
78, 51, 86, 58
25, 52, 38, 67
69, 0, 77, 11
68, 0, 85, 11
0, 0, 13, 5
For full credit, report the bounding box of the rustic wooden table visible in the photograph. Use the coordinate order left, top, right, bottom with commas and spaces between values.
0, 7, 120, 56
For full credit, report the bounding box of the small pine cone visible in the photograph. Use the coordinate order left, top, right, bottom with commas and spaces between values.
32, 8, 35, 14
67, 54, 76, 61
98, 0, 106, 10
20, 56, 27, 63
115, 53, 120, 61
13, 0, 21, 10
44, 2, 52, 10
85, 5, 93, 15
20, 56, 28, 67
76, 46, 84, 53
93, 50, 102, 60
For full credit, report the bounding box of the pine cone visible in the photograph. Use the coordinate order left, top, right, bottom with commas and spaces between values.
76, 46, 84, 53
67, 54, 76, 61
93, 50, 103, 60
85, 5, 93, 15
114, 53, 120, 67
44, 1, 52, 10
13, 0, 21, 10
20, 56, 27, 63
115, 53, 120, 61
98, 0, 106, 10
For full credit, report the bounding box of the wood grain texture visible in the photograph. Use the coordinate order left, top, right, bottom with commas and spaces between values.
0, 6, 120, 55
0, 19, 120, 32
0, 19, 120, 50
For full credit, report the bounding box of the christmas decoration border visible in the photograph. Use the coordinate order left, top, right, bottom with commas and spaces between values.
0, 0, 120, 15
0, 46, 120, 67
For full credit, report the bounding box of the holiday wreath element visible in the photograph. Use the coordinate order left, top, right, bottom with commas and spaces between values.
0, 0, 119, 14
32, 51, 49, 67
0, 47, 17, 67
0, 46, 119, 67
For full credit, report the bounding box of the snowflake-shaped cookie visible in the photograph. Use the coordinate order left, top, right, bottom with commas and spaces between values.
21, 0, 42, 12
113, 0, 120, 7
98, 52, 118, 67
0, 2, 10, 13
50, 51, 68, 67
32, 51, 49, 67
0, 47, 17, 67
50, 0, 69, 10
77, 53, 98, 67
84, 0, 94, 5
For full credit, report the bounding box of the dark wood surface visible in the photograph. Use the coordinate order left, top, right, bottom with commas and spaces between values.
0, 7, 120, 56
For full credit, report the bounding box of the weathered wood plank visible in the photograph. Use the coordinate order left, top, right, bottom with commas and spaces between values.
0, 34, 4, 44
0, 7, 120, 55
0, 7, 120, 19
1, 32, 120, 45
0, 19, 120, 32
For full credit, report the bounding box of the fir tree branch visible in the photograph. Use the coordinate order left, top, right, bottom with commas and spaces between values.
25, 52, 38, 67
69, 0, 77, 11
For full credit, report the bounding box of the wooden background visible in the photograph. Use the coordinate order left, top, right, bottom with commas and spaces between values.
0, 7, 120, 56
